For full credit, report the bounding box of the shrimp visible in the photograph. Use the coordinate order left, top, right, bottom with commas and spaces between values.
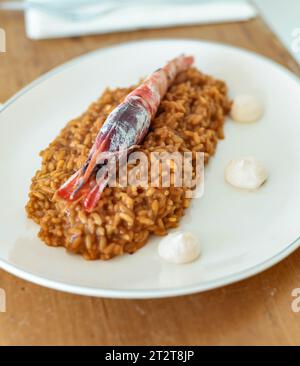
57, 54, 194, 211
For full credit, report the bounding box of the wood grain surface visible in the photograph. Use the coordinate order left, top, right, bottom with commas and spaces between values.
0, 13, 300, 346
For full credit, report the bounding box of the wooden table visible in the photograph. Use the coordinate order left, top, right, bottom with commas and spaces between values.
0, 12, 300, 346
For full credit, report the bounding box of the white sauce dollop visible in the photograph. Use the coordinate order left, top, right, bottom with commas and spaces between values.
230, 94, 264, 123
225, 157, 268, 190
158, 231, 201, 264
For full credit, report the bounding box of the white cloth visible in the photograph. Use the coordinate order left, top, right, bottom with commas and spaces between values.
25, 1, 257, 40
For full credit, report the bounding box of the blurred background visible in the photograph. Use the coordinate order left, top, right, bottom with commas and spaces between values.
0, 0, 299, 63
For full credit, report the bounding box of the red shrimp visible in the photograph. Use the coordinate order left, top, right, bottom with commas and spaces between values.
57, 54, 194, 211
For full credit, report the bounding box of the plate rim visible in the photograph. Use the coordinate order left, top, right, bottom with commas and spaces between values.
0, 38, 300, 299
0, 236, 299, 298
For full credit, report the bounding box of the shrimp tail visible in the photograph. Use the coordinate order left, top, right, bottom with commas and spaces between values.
56, 170, 82, 201
57, 132, 111, 200
83, 175, 110, 212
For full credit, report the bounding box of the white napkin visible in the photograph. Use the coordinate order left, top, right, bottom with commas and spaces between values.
25, 1, 257, 40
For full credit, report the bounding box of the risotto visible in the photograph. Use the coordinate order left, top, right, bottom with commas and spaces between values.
26, 67, 231, 260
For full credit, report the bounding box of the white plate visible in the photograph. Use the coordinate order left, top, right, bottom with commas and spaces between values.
0, 39, 300, 299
